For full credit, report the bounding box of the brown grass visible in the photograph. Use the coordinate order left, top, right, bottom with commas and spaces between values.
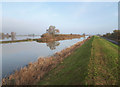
2, 36, 91, 85
37, 34, 85, 43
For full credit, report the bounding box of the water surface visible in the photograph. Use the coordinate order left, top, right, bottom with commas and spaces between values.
2, 36, 87, 77
0, 36, 41, 41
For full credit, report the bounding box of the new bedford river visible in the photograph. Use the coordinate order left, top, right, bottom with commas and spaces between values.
2, 36, 87, 77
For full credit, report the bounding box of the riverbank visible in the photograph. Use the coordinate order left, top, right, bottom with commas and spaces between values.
0, 34, 84, 44
37, 36, 119, 85
0, 38, 37, 44
37, 34, 84, 43
37, 36, 120, 85
38, 36, 94, 85
2, 36, 118, 85
2, 36, 91, 85
0, 38, 40, 44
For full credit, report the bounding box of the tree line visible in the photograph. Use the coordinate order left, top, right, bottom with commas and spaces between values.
103, 30, 120, 41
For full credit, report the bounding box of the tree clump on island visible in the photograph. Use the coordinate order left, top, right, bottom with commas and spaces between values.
41, 25, 60, 38
38, 25, 83, 42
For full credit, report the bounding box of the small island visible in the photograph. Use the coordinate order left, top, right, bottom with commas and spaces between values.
37, 25, 85, 43
0, 25, 85, 44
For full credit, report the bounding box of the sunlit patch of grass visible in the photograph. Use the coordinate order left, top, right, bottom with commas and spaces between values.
37, 37, 94, 85
38, 36, 119, 85
86, 36, 119, 85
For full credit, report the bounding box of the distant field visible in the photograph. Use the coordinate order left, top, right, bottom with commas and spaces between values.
37, 36, 119, 85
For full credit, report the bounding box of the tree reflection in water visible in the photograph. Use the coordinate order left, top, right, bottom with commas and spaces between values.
0, 35, 16, 41
11, 36, 16, 41
46, 41, 60, 50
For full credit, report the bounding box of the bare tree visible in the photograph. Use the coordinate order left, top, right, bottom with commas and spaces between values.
46, 25, 60, 35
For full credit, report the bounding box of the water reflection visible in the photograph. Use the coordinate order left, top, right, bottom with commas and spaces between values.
0, 32, 16, 41
0, 36, 4, 39
0, 36, 16, 41
11, 36, 16, 41
2, 37, 88, 77
36, 40, 60, 50
46, 41, 60, 50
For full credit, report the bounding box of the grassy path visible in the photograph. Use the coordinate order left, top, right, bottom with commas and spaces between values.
38, 36, 93, 85
37, 36, 119, 85
86, 36, 118, 85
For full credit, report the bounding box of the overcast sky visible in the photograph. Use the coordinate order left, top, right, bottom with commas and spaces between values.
2, 2, 118, 35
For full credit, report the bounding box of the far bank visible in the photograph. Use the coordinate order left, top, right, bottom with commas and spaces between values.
0, 34, 85, 44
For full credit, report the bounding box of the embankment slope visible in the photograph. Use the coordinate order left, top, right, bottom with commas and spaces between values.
38, 36, 94, 85
2, 36, 90, 85
38, 36, 119, 85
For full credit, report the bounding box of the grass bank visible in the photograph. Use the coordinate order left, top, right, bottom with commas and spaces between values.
37, 36, 119, 85
37, 36, 94, 85
2, 36, 90, 85
86, 36, 119, 85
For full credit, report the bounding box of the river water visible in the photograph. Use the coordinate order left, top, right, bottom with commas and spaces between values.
0, 36, 41, 41
2, 36, 87, 78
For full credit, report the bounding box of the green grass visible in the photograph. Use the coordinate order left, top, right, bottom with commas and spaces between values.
37, 36, 94, 85
37, 36, 119, 85
86, 36, 119, 85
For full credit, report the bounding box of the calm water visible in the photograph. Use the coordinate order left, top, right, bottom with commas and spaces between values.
0, 36, 41, 41
2, 36, 87, 77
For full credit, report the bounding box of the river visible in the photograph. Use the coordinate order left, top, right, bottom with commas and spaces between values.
0, 36, 41, 41
2, 36, 87, 78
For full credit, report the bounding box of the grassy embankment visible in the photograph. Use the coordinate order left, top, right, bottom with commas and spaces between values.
37, 36, 119, 85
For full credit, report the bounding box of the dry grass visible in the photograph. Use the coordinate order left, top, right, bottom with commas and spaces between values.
37, 34, 84, 43
2, 36, 91, 85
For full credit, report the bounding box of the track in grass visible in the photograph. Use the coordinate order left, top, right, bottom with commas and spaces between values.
86, 36, 119, 85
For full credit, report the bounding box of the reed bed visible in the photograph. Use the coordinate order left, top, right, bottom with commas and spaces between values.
2, 36, 91, 85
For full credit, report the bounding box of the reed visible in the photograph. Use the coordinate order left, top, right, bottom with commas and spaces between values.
2, 36, 91, 85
